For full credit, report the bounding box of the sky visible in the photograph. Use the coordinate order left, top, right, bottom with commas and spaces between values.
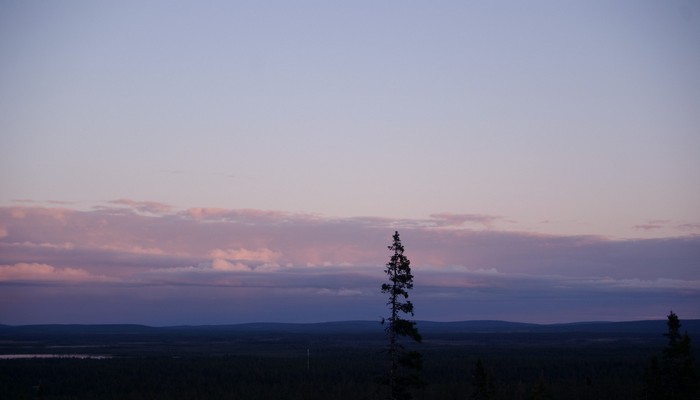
1, 1, 699, 325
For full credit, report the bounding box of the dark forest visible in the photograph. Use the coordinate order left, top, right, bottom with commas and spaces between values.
1, 319, 698, 399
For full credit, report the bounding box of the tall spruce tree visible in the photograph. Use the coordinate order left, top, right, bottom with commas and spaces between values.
646, 311, 697, 399
381, 231, 423, 400
471, 358, 495, 400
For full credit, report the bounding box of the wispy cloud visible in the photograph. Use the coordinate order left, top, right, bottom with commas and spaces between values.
632, 219, 700, 234
11, 199, 37, 204
429, 213, 503, 228
46, 200, 76, 205
209, 248, 281, 263
2, 205, 699, 279
678, 222, 700, 232
0, 262, 115, 283
634, 224, 664, 231
107, 199, 174, 215
633, 219, 670, 231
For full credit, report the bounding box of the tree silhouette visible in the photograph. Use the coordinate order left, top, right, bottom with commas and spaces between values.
646, 311, 697, 399
471, 358, 495, 400
381, 231, 423, 400
529, 372, 552, 400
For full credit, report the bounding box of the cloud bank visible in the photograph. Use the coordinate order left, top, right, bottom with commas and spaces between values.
0, 203, 698, 325
0, 262, 114, 282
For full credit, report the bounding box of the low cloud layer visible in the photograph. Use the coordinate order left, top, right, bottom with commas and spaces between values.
0, 262, 114, 282
1, 204, 698, 325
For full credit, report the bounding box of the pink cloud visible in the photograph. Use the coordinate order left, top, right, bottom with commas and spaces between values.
184, 207, 297, 222
97, 243, 167, 256
2, 241, 75, 250
1, 205, 699, 291
185, 207, 231, 219
0, 262, 114, 282
211, 259, 251, 272
7, 206, 71, 222
10, 208, 26, 219
108, 199, 174, 214
209, 248, 281, 263
1, 204, 698, 324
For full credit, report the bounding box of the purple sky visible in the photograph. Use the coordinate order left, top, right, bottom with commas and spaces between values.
1, 1, 699, 324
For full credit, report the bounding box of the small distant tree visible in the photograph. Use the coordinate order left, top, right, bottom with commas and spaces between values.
530, 372, 553, 400
646, 311, 697, 399
471, 358, 495, 400
381, 231, 423, 400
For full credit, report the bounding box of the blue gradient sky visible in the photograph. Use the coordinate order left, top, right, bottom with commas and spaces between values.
1, 1, 699, 324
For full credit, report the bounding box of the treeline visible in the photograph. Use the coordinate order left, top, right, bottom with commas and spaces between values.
2, 342, 689, 400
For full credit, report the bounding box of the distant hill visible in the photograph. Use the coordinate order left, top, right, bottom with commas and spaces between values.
2, 319, 699, 336
417, 319, 700, 335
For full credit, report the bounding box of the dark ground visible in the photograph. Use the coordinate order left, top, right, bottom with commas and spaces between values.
1, 320, 698, 399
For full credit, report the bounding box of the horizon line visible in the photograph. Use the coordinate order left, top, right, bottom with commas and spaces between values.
2, 317, 689, 329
